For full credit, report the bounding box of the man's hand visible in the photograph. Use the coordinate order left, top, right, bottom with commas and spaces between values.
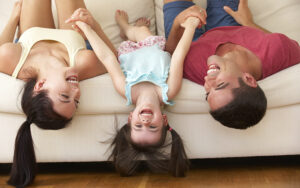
224, 0, 271, 33
224, 0, 254, 27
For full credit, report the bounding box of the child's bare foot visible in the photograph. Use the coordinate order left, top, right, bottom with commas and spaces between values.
115, 10, 129, 40
135, 17, 150, 27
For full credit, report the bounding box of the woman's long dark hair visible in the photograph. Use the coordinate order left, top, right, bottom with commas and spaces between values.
109, 123, 189, 177
7, 78, 71, 187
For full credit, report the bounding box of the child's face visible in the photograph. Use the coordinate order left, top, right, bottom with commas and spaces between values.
129, 107, 168, 145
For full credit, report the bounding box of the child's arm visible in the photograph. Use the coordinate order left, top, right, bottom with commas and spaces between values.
167, 17, 200, 100
75, 21, 126, 98
0, 0, 22, 46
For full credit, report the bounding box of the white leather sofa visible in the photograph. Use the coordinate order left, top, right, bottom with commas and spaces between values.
1, 0, 300, 163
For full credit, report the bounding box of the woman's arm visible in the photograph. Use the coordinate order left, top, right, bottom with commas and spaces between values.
224, 0, 271, 33
167, 17, 199, 100
0, 0, 22, 46
75, 21, 126, 98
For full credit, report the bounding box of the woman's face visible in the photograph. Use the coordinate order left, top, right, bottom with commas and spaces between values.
34, 67, 81, 119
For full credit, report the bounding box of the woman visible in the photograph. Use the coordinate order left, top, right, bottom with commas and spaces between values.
0, 0, 115, 187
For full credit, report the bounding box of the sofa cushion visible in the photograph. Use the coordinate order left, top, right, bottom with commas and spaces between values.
0, 0, 300, 115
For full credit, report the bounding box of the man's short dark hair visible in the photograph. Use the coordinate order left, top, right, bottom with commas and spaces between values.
209, 77, 267, 129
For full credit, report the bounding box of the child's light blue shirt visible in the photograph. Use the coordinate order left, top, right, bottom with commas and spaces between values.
119, 44, 173, 105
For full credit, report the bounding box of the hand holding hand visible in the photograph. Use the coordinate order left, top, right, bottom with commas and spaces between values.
176, 5, 207, 29
181, 17, 200, 29
65, 8, 96, 34
224, 0, 254, 27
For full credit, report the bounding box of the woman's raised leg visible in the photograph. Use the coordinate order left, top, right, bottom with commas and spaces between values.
54, 0, 87, 30
19, 0, 55, 35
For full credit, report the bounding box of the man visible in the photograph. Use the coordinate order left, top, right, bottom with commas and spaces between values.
163, 0, 300, 129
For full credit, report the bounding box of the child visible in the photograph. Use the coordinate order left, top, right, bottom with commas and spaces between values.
67, 9, 201, 176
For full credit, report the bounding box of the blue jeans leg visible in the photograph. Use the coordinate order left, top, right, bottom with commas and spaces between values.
205, 0, 240, 31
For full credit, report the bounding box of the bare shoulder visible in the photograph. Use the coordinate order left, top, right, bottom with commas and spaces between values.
0, 43, 22, 75
75, 49, 108, 81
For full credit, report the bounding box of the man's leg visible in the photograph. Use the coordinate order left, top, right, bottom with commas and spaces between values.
205, 0, 240, 31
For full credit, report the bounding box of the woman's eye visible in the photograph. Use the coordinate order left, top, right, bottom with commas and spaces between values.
149, 125, 157, 129
61, 94, 69, 99
135, 124, 142, 128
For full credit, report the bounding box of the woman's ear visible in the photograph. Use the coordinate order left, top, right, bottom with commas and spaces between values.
33, 79, 46, 92
162, 114, 168, 126
242, 73, 257, 88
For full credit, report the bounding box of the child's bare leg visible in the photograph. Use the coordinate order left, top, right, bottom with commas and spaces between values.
115, 10, 152, 42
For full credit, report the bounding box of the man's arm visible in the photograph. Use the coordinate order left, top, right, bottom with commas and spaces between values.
165, 5, 206, 54
224, 0, 271, 33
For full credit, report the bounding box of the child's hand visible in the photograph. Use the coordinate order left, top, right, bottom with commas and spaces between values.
10, 0, 23, 22
74, 21, 91, 32
181, 17, 200, 29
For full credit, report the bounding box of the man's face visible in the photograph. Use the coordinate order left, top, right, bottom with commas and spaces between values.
204, 55, 243, 111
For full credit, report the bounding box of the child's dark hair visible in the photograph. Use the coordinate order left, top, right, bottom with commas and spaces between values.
7, 78, 71, 187
109, 123, 189, 177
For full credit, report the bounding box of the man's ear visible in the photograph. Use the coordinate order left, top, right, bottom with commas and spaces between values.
33, 79, 46, 92
242, 73, 257, 88
162, 114, 168, 126
128, 112, 133, 123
